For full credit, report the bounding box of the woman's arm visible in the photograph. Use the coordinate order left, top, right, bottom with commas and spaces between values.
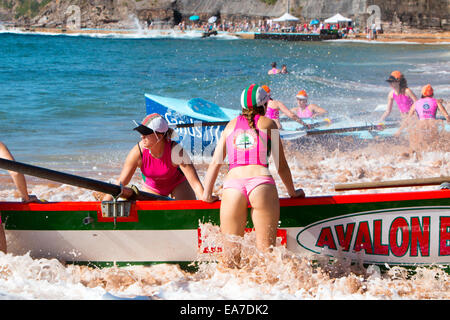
380, 91, 394, 122
406, 88, 418, 103
277, 101, 310, 128
173, 143, 205, 199
436, 100, 450, 123
0, 142, 36, 202
309, 104, 328, 118
202, 126, 228, 202
102, 144, 140, 201
270, 125, 305, 198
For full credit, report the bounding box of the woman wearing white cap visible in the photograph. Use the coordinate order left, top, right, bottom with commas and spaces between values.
103, 113, 206, 201
202, 84, 305, 267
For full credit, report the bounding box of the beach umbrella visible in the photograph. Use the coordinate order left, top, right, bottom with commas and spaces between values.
310, 19, 320, 25
208, 16, 217, 24
189, 15, 199, 21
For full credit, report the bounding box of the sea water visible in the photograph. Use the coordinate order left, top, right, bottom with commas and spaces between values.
0, 30, 449, 300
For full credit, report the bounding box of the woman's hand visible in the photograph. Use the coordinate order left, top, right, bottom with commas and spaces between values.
289, 189, 305, 198
202, 193, 219, 203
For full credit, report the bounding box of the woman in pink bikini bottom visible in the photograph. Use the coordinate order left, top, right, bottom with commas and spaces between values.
202, 84, 305, 267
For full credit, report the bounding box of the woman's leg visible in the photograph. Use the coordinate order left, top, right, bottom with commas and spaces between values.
219, 188, 248, 267
170, 179, 196, 200
248, 184, 280, 251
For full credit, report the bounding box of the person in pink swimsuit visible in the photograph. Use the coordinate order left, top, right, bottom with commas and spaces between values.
290, 90, 328, 119
409, 84, 449, 121
261, 85, 310, 129
380, 71, 417, 122
267, 62, 280, 75
202, 84, 305, 267
103, 113, 207, 201
396, 84, 450, 136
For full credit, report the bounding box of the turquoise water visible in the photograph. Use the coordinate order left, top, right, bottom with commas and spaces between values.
0, 32, 449, 170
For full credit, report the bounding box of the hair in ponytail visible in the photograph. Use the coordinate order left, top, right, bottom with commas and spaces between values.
241, 105, 266, 133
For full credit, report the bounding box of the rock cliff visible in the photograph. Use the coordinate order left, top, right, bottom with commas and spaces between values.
0, 0, 448, 31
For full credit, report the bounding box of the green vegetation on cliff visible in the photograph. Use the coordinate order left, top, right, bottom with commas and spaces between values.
1, 0, 51, 19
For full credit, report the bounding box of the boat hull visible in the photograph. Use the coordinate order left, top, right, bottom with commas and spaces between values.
1, 189, 449, 268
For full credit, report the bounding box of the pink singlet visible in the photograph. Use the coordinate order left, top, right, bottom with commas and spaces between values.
297, 106, 313, 118
265, 106, 279, 120
224, 115, 275, 201
140, 141, 186, 196
226, 115, 270, 170
414, 97, 438, 120
393, 91, 413, 114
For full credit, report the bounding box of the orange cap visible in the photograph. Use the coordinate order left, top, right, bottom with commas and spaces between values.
390, 71, 403, 80
296, 90, 308, 99
421, 84, 433, 97
261, 85, 270, 93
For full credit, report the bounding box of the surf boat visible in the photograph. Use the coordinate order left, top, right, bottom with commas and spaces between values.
1, 158, 449, 270
1, 187, 449, 270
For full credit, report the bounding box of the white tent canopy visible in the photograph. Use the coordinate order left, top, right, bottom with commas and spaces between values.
273, 12, 299, 22
324, 13, 352, 24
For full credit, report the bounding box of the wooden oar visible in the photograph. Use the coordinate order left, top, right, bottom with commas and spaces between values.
0, 158, 171, 201
335, 176, 450, 191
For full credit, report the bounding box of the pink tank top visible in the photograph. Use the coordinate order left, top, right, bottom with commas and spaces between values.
393, 91, 413, 113
140, 141, 186, 196
226, 115, 270, 170
415, 97, 438, 120
297, 106, 313, 118
265, 106, 279, 120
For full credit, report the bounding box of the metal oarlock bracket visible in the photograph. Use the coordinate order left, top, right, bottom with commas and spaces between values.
101, 201, 132, 228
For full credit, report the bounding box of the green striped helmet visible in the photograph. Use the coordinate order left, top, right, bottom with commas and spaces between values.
240, 84, 270, 110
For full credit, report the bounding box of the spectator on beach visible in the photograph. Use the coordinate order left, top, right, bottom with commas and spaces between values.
202, 84, 305, 268
268, 62, 280, 75
0, 141, 39, 253
291, 90, 328, 119
102, 114, 207, 201
380, 71, 417, 122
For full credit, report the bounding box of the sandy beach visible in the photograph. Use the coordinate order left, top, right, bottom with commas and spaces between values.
6, 26, 450, 44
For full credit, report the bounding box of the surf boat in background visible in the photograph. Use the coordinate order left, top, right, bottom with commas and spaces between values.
144, 94, 332, 156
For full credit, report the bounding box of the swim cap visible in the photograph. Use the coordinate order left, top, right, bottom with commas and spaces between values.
296, 90, 308, 99
261, 85, 271, 93
241, 84, 270, 109
421, 84, 433, 97
133, 113, 169, 135
386, 70, 403, 82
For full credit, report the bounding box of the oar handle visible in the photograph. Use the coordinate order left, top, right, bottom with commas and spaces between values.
0, 158, 171, 201
335, 176, 450, 191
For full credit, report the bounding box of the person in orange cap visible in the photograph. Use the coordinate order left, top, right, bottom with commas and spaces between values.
407, 84, 449, 122
380, 71, 417, 122
290, 90, 327, 119
261, 85, 310, 129
395, 84, 449, 138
